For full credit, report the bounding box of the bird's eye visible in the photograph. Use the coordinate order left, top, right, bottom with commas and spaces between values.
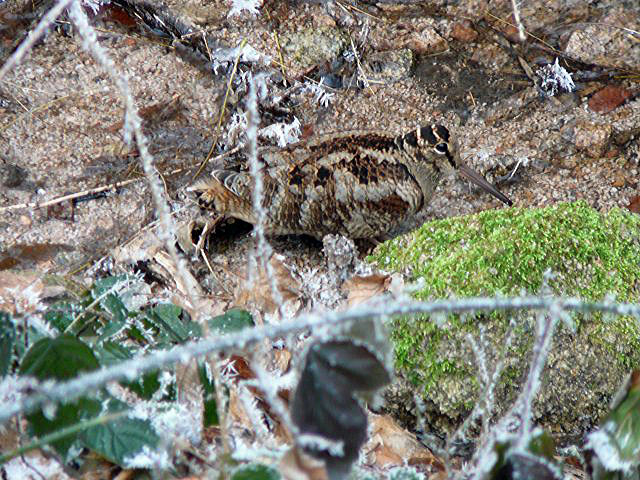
434, 143, 448, 154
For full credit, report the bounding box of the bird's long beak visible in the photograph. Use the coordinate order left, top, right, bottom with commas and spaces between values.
457, 164, 513, 206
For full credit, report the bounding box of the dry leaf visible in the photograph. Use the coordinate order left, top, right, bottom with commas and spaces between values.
175, 359, 204, 442
0, 243, 73, 271
280, 447, 328, 480
450, 21, 478, 43
588, 85, 633, 114
365, 413, 444, 470
228, 386, 256, 432
235, 254, 301, 315
0, 271, 44, 314
274, 348, 292, 373
628, 195, 640, 214
342, 273, 391, 306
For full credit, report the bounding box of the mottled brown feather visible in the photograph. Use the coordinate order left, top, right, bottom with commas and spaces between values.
190, 125, 512, 241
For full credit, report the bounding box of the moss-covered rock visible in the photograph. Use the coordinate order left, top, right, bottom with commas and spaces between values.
372, 201, 640, 442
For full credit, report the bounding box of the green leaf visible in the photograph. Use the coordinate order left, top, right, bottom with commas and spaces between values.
20, 335, 100, 381
91, 275, 130, 298
80, 398, 159, 468
19, 335, 101, 457
145, 303, 197, 343
231, 463, 280, 480
43, 302, 78, 332
198, 362, 218, 427
207, 309, 254, 335
0, 312, 16, 376
95, 342, 161, 399
588, 371, 640, 478
102, 294, 128, 324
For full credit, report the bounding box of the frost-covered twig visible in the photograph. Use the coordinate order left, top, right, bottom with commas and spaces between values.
65, 0, 224, 451
516, 308, 559, 439
0, 0, 76, 80
3, 296, 640, 425
246, 77, 284, 314
511, 0, 526, 42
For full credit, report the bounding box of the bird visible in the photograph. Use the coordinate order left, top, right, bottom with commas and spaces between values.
190, 125, 512, 243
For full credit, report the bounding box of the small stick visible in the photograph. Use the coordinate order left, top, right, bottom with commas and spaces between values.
0, 147, 241, 213
0, 177, 139, 213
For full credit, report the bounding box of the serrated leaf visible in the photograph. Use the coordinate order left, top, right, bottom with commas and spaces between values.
231, 463, 280, 480
91, 275, 130, 298
80, 398, 159, 468
0, 311, 16, 376
19, 335, 101, 457
146, 303, 197, 343
207, 308, 253, 335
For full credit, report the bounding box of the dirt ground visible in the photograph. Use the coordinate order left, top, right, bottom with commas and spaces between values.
1, 0, 639, 290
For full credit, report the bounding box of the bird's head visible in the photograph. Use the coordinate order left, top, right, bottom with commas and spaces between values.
398, 125, 512, 206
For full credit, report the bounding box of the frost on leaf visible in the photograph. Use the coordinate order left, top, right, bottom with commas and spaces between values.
537, 58, 575, 97
586, 370, 640, 478
302, 79, 335, 108
291, 340, 391, 479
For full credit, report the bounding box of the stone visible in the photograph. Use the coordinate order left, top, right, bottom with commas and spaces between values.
372, 201, 640, 444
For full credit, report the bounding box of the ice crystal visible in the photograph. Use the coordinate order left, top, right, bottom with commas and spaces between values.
537, 58, 575, 97
259, 117, 301, 147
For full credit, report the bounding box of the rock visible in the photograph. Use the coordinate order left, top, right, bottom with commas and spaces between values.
362, 49, 413, 84
369, 19, 447, 54
573, 120, 612, 158
564, 30, 606, 64
280, 26, 349, 75
372, 201, 640, 444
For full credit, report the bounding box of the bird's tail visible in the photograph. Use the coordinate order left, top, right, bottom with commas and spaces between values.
189, 170, 255, 221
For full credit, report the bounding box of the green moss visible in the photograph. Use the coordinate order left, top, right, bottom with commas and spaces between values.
371, 201, 640, 404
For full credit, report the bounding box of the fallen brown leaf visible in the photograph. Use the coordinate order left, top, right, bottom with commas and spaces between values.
588, 85, 633, 114
342, 273, 391, 306
450, 21, 478, 43
280, 447, 328, 480
235, 254, 302, 315
628, 195, 640, 214
0, 271, 45, 314
365, 413, 444, 471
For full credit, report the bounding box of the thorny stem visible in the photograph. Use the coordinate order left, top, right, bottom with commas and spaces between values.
0, 0, 76, 80
517, 308, 559, 439
65, 0, 230, 460
2, 296, 639, 426
246, 76, 285, 316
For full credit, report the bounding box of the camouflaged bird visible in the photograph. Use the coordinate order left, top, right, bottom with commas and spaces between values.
191, 125, 512, 243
